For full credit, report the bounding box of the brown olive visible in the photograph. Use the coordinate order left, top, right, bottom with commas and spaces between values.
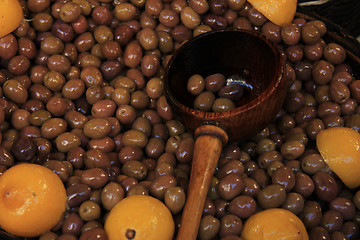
84, 149, 111, 169
301, 153, 327, 175
175, 137, 194, 164
313, 171, 339, 202
329, 197, 356, 221
271, 166, 295, 191
217, 173, 244, 200
55, 132, 81, 153
302, 24, 321, 45
229, 195, 256, 219
39, 231, 58, 240
41, 118, 67, 139
294, 172, 315, 198
198, 215, 220, 240
83, 118, 111, 139
79, 200, 101, 222
67, 183, 91, 208
205, 73, 226, 92
216, 160, 244, 180
212, 98, 236, 112
116, 105, 137, 125
80, 168, 109, 189
101, 182, 125, 211
11, 137, 36, 162
122, 129, 148, 148
91, 99, 117, 118
3, 79, 28, 104
281, 23, 301, 46
0, 34, 18, 60
166, 119, 185, 137
121, 160, 148, 180
149, 174, 177, 200
180, 6, 201, 30
219, 214, 242, 237
281, 192, 304, 215
300, 200, 323, 229
280, 140, 305, 160
257, 150, 282, 169
308, 226, 330, 240
187, 74, 205, 96
324, 43, 346, 65
41, 35, 64, 55
321, 209, 343, 233
59, 2, 81, 23
164, 186, 186, 215
79, 228, 107, 240
242, 178, 260, 198
61, 212, 84, 237
257, 184, 287, 209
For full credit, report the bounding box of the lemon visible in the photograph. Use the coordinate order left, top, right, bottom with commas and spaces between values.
316, 127, 360, 189
241, 208, 308, 240
0, 0, 24, 38
105, 195, 175, 240
248, 0, 297, 27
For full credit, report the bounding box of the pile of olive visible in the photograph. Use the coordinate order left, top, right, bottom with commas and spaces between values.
1, 0, 360, 239
187, 73, 244, 112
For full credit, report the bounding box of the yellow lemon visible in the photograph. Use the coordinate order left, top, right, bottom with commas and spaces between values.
241, 208, 308, 240
105, 195, 175, 240
316, 127, 360, 189
0, 0, 24, 38
0, 163, 67, 237
247, 0, 297, 27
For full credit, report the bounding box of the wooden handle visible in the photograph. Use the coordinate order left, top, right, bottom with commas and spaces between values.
176, 125, 228, 240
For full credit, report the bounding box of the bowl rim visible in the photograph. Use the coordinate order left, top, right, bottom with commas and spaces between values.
164, 29, 287, 120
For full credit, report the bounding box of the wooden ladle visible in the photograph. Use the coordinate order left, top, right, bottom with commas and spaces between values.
164, 30, 287, 240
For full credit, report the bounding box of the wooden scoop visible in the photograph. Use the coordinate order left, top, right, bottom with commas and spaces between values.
164, 30, 287, 240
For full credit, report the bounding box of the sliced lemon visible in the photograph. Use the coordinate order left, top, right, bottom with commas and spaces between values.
248, 0, 297, 27
316, 127, 360, 189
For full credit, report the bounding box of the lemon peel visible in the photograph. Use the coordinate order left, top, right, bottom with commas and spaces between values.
241, 208, 308, 240
248, 0, 297, 27
316, 127, 360, 189
105, 195, 175, 240
0, 163, 66, 237
0, 0, 24, 38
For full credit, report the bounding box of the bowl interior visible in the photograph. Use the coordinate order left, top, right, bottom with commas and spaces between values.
164, 30, 286, 142
165, 30, 281, 111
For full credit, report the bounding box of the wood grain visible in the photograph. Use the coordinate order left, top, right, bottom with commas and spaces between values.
165, 30, 287, 240
176, 125, 227, 240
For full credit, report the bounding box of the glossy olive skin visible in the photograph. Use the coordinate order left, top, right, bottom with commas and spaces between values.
2, 1, 360, 240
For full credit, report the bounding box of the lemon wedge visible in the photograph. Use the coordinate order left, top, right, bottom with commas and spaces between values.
248, 0, 297, 27
316, 127, 360, 189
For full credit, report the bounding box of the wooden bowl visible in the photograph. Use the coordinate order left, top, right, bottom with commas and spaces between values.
164, 29, 287, 142
164, 29, 287, 240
